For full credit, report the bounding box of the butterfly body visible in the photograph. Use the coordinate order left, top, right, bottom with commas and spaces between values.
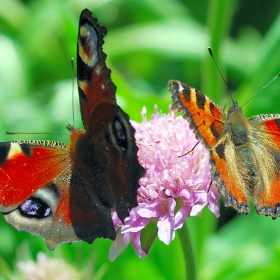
0, 9, 144, 249
169, 80, 280, 218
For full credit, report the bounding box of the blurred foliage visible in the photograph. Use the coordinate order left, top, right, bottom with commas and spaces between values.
0, 0, 280, 279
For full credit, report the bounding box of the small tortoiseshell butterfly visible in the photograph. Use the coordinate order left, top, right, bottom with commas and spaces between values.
0, 9, 145, 249
169, 78, 280, 219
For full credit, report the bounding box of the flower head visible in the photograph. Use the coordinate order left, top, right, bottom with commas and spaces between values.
18, 252, 81, 280
110, 106, 220, 260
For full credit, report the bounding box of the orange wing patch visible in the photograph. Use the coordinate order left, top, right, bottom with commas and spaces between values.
210, 143, 250, 214
169, 80, 226, 148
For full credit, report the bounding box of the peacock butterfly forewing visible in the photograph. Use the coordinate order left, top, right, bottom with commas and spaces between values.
0, 9, 145, 249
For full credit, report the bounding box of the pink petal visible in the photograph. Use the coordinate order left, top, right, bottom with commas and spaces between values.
132, 232, 147, 258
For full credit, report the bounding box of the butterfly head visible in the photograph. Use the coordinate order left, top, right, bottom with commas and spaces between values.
227, 101, 242, 117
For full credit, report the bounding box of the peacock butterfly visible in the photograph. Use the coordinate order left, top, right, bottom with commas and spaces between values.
0, 9, 145, 249
169, 78, 280, 219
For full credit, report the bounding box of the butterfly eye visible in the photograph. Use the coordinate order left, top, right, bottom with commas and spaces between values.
19, 197, 51, 218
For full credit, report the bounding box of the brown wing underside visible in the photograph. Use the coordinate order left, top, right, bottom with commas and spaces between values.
76, 9, 145, 224
77, 9, 117, 133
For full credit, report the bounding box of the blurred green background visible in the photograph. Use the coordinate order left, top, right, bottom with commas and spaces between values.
1, 0, 280, 279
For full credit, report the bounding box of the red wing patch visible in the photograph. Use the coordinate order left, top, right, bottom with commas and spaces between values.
0, 142, 68, 210
249, 116, 280, 217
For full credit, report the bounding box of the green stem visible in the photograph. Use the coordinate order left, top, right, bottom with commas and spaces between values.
177, 221, 197, 280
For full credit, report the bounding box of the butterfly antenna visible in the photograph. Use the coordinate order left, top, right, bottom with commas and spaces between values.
71, 58, 75, 127
6, 131, 69, 135
208, 47, 234, 103
241, 72, 280, 108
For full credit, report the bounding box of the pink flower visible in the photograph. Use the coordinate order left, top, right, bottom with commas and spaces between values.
109, 106, 220, 260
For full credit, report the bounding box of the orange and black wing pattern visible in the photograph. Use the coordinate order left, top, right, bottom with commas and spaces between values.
169, 80, 226, 149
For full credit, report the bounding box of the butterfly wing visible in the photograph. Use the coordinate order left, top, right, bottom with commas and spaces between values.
77, 9, 145, 222
0, 141, 69, 212
77, 9, 116, 133
249, 115, 280, 218
0, 141, 115, 249
169, 80, 226, 148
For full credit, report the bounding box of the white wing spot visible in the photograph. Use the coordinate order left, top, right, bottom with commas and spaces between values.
178, 83, 184, 92
95, 65, 101, 75
7, 143, 22, 159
